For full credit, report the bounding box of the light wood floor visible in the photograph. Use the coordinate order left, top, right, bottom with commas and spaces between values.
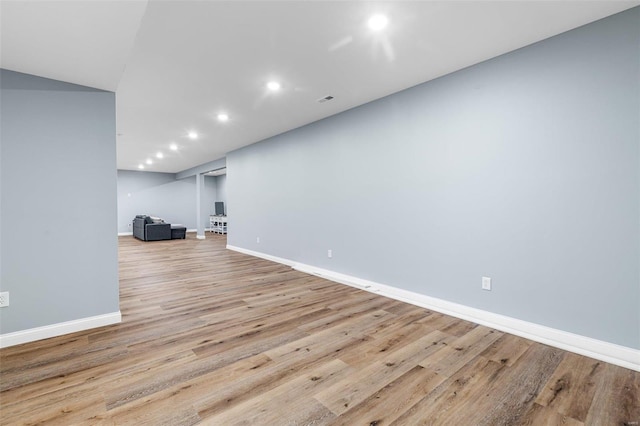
1, 233, 638, 425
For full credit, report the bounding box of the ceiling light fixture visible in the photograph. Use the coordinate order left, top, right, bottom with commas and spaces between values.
188, 131, 198, 139
267, 81, 281, 91
156, 152, 164, 159
146, 159, 153, 165
138, 164, 144, 169
368, 14, 388, 31
217, 113, 229, 122
169, 143, 178, 151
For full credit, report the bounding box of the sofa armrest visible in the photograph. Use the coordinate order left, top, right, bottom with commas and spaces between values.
133, 217, 146, 240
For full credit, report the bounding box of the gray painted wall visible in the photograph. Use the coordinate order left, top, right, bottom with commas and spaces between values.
215, 174, 228, 214
227, 8, 640, 349
117, 170, 223, 232
1, 70, 119, 334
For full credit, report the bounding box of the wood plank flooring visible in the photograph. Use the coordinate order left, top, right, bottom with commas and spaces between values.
1, 233, 638, 425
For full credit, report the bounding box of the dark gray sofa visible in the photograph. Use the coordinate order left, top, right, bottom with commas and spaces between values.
133, 216, 171, 241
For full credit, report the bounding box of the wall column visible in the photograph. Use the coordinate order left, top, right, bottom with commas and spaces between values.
196, 173, 205, 239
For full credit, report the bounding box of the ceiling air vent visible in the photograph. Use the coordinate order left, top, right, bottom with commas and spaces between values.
317, 95, 334, 103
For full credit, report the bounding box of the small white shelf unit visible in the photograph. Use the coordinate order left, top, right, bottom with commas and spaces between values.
209, 215, 228, 234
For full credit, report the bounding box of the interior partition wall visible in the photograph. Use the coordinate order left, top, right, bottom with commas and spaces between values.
1, 69, 120, 340
226, 8, 640, 351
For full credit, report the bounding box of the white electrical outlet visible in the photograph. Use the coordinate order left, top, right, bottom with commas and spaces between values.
482, 277, 491, 291
0, 291, 9, 307
256, 237, 260, 243
327, 249, 332, 258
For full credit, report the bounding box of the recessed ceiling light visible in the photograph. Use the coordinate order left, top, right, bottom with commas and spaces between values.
217, 113, 229, 122
368, 14, 388, 31
267, 81, 281, 91
138, 164, 144, 169
156, 152, 164, 159
188, 131, 198, 139
170, 143, 178, 151
146, 159, 153, 165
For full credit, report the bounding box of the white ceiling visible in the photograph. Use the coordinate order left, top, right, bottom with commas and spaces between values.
2, 1, 638, 174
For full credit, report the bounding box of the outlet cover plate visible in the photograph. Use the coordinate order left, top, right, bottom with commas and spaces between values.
0, 291, 9, 307
482, 277, 491, 291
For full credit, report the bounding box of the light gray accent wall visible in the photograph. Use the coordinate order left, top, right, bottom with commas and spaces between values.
227, 8, 640, 349
117, 170, 218, 232
1, 69, 119, 334
204, 176, 220, 220
215, 174, 227, 212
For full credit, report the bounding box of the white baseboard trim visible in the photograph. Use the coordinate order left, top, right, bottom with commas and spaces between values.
0, 311, 122, 349
227, 245, 640, 372
227, 245, 297, 267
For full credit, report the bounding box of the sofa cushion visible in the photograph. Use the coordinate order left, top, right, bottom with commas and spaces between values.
146, 223, 171, 241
